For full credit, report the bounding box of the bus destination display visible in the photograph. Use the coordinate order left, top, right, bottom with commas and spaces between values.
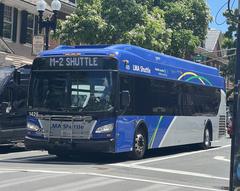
32, 56, 118, 70
49, 57, 98, 67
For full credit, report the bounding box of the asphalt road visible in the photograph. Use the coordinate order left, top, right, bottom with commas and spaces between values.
0, 137, 231, 191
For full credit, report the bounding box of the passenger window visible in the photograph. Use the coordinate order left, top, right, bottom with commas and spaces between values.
134, 77, 151, 115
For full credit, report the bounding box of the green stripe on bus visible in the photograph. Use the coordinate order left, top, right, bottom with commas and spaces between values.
149, 116, 163, 149
186, 76, 212, 86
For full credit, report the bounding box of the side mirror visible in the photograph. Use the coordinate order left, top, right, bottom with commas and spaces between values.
121, 90, 130, 108
13, 69, 21, 85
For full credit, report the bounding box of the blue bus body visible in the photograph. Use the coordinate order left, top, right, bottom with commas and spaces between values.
25, 44, 226, 158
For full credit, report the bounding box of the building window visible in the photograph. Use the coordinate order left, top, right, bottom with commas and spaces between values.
25, 13, 34, 44
3, 6, 13, 39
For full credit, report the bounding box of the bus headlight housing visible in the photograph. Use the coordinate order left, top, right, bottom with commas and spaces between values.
95, 124, 114, 134
27, 122, 40, 132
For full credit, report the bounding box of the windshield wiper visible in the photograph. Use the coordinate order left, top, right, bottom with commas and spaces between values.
28, 107, 51, 112
29, 107, 68, 113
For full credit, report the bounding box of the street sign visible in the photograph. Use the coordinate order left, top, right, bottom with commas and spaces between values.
32, 35, 44, 56
193, 54, 204, 63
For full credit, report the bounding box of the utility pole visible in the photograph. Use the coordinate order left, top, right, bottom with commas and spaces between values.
230, 0, 240, 190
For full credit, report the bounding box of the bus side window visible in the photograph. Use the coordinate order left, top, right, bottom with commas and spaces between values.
134, 77, 151, 115
181, 84, 221, 116
119, 76, 134, 114
150, 79, 181, 116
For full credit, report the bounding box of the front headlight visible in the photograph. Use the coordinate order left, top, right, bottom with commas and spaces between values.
95, 124, 114, 134
27, 122, 40, 132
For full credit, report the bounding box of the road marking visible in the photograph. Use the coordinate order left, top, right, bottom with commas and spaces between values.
128, 144, 231, 166
214, 156, 230, 162
90, 172, 223, 191
0, 171, 15, 174
71, 179, 123, 191
111, 163, 228, 181
135, 184, 178, 191
0, 173, 66, 189
0, 168, 223, 191
37, 177, 108, 191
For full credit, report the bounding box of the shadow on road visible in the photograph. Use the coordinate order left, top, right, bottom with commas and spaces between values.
0, 144, 221, 165
0, 145, 26, 154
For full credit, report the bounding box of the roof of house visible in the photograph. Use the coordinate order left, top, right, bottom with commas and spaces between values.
204, 29, 222, 51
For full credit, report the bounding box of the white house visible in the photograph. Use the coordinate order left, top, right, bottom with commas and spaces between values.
0, 0, 76, 67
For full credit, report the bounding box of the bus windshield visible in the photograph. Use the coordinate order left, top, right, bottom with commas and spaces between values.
29, 71, 116, 113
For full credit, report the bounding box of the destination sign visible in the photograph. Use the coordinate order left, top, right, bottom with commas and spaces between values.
32, 56, 118, 70
49, 57, 98, 67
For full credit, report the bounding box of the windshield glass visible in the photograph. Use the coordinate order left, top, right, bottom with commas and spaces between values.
29, 71, 116, 113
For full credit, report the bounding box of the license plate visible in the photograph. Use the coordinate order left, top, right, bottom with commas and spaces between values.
50, 121, 84, 138
40, 118, 96, 140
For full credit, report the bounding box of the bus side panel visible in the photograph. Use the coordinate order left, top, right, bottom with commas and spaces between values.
115, 114, 222, 153
115, 116, 137, 153
159, 116, 205, 147
147, 116, 175, 149
115, 115, 175, 152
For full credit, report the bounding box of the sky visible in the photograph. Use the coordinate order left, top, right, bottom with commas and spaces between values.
207, 0, 237, 32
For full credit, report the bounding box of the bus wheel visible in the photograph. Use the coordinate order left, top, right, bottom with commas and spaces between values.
202, 127, 211, 149
129, 129, 147, 160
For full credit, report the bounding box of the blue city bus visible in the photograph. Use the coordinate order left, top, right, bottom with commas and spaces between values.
25, 44, 226, 159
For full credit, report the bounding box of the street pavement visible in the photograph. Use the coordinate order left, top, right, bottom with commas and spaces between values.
0, 137, 231, 191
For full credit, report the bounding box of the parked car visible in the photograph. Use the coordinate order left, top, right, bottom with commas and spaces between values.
0, 65, 30, 146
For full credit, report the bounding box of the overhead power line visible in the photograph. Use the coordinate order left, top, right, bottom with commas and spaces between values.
205, 48, 236, 53
215, 0, 236, 25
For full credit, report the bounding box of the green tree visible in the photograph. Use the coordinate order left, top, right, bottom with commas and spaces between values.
57, 0, 171, 52
57, 0, 107, 44
158, 0, 211, 58
222, 9, 238, 83
56, 0, 211, 58
122, 7, 172, 52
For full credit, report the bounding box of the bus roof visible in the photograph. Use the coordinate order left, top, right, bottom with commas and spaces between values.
38, 44, 225, 89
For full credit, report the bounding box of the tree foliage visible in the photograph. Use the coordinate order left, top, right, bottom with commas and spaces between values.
222, 9, 238, 82
158, 0, 211, 58
56, 0, 211, 58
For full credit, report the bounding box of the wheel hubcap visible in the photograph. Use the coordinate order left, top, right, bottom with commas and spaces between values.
205, 129, 210, 146
135, 134, 145, 155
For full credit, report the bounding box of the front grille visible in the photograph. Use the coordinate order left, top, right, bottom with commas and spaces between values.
219, 115, 226, 137
38, 115, 96, 140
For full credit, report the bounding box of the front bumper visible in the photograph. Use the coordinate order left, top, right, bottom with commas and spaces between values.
25, 136, 115, 153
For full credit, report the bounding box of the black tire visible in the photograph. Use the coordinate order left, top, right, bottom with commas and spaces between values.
128, 128, 147, 160
202, 127, 211, 149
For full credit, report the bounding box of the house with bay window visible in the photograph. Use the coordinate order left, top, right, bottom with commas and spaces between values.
0, 0, 76, 67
